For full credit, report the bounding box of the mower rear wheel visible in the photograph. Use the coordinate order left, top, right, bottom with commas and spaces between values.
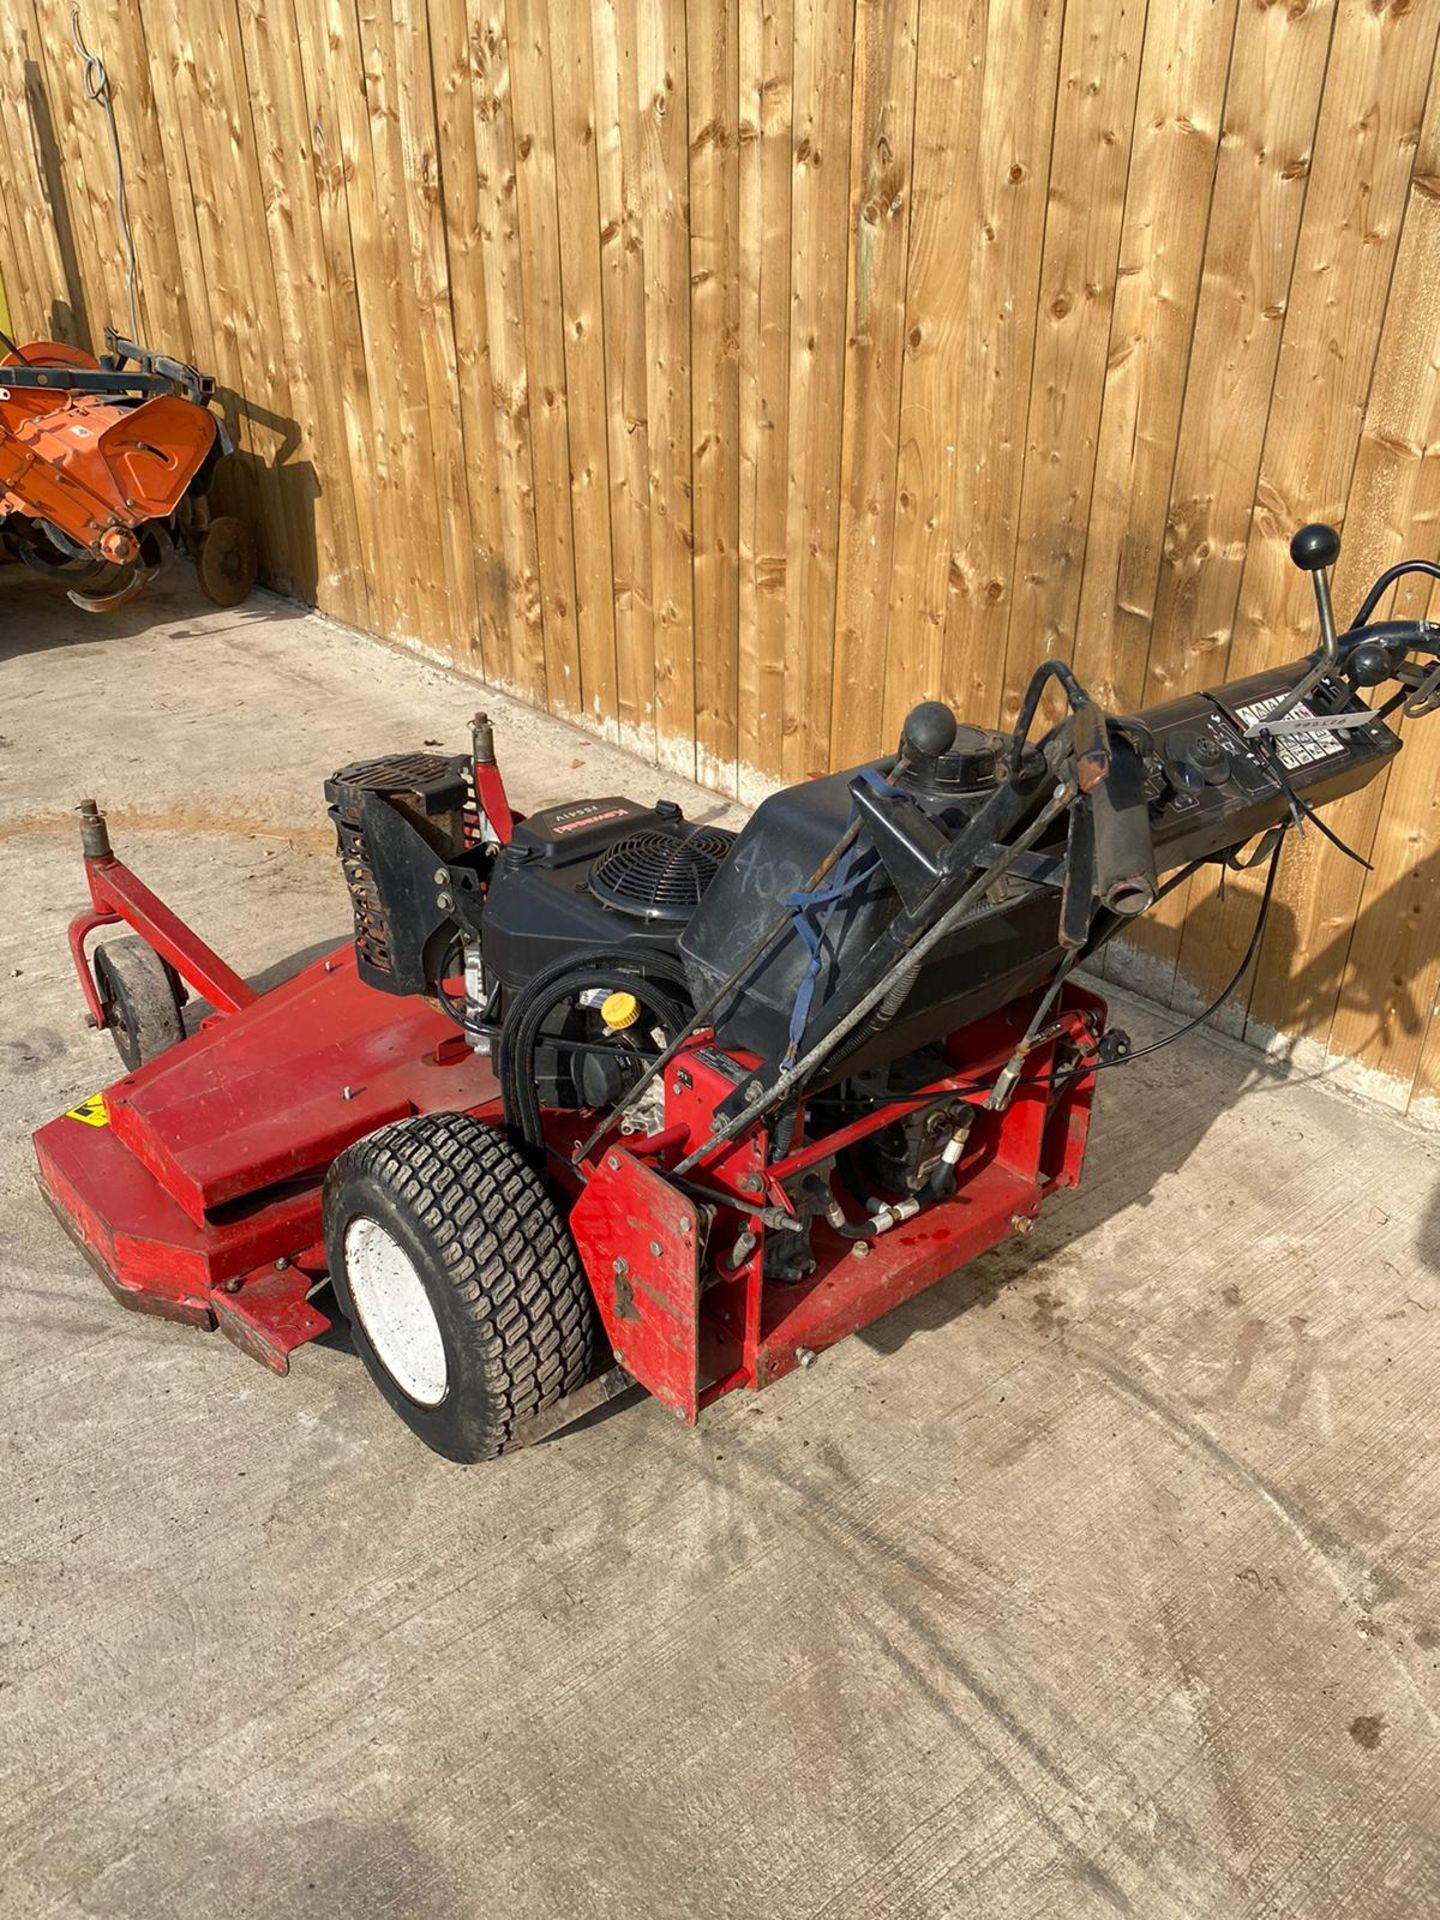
324, 1112, 597, 1462
94, 938, 186, 1071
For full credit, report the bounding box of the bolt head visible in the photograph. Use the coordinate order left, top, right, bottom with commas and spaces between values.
1010, 1212, 1034, 1234
796, 1346, 817, 1369
851, 1239, 871, 1258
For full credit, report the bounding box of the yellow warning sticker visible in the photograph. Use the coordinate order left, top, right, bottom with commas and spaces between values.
66, 1093, 109, 1128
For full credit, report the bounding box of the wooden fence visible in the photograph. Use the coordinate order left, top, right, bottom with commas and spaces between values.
3, 0, 1440, 1113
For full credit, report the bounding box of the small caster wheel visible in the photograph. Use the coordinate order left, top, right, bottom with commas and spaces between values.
94, 937, 186, 1071
196, 514, 257, 607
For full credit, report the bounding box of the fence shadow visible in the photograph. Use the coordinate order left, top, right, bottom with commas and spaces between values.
209, 389, 321, 604
22, 59, 90, 349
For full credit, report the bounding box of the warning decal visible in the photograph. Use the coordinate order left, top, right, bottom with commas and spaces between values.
66, 1093, 109, 1128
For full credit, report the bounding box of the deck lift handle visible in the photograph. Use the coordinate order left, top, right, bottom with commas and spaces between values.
1246, 523, 1342, 738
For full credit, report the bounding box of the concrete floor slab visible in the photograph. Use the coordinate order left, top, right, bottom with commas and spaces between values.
2, 574, 1438, 1918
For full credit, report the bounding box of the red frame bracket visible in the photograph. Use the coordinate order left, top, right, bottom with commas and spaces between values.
69, 829, 256, 1028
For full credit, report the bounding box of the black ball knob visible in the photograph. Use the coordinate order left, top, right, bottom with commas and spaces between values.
1347, 639, 1392, 687
1290, 522, 1340, 572
902, 700, 958, 760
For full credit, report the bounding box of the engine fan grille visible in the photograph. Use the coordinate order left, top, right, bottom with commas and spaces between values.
588, 826, 737, 921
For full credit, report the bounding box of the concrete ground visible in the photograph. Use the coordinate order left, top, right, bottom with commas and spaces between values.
3, 569, 1439, 1920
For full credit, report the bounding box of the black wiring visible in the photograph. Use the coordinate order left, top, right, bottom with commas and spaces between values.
434, 935, 470, 1028
1059, 823, 1286, 1076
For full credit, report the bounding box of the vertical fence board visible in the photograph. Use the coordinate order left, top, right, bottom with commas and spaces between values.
689, 0, 741, 791
1070, 0, 1238, 715
594, 0, 658, 756
0, 5, 77, 341
879, 0, 985, 750
550, 0, 620, 733
998, 0, 1149, 727
935, 0, 1064, 732
237, 0, 369, 628
736, 0, 792, 793
636, 0, 696, 776
428, 0, 510, 670
828, 0, 919, 771
1278, 78, 1440, 1099
467, 0, 550, 704
508, 0, 585, 718
781, 0, 855, 781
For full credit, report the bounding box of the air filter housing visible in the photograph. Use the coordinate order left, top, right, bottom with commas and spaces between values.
589, 826, 738, 922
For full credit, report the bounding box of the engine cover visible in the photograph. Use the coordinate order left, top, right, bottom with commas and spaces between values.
480, 797, 736, 989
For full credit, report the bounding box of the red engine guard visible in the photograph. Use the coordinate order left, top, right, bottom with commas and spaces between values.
570, 991, 1102, 1421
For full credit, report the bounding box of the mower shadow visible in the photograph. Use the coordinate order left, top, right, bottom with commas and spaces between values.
180, 934, 351, 1036
852, 1006, 1314, 1367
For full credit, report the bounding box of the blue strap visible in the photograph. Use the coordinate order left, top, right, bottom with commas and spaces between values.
781, 766, 895, 1063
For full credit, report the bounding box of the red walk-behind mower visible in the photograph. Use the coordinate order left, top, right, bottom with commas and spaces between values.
31, 525, 1440, 1460
0, 326, 255, 611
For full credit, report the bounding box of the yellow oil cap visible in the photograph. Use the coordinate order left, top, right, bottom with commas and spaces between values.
601, 990, 640, 1031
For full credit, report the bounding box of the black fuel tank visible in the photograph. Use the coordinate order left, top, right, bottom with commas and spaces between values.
681, 662, 1401, 1074
679, 751, 1056, 1069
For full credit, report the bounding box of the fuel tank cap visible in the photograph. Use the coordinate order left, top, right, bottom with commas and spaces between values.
901, 723, 1006, 794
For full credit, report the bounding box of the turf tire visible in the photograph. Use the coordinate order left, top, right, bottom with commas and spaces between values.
324, 1111, 596, 1462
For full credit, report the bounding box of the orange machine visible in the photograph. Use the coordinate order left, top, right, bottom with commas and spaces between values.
0, 327, 254, 611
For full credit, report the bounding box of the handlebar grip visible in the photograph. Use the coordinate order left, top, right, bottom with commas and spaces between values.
1090, 731, 1158, 917
1342, 619, 1440, 686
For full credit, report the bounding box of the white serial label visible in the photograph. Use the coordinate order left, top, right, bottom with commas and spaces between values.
1234, 695, 1344, 771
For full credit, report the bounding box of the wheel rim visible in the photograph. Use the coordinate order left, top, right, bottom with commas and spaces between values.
96, 963, 132, 1060
343, 1216, 449, 1406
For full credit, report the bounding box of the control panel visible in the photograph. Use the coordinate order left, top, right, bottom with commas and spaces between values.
1133, 664, 1400, 873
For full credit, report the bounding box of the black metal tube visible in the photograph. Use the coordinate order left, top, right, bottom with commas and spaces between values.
1089, 732, 1157, 915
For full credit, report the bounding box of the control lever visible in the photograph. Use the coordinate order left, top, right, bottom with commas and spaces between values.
1245, 523, 1343, 739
